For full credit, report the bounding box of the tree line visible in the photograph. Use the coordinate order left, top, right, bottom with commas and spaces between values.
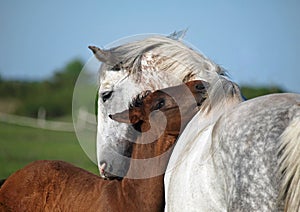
0, 60, 82, 118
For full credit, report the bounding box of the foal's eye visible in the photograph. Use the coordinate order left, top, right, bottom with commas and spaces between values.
195, 83, 205, 90
101, 91, 113, 103
153, 99, 165, 110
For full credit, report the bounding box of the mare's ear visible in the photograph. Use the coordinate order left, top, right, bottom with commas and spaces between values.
88, 46, 120, 66
109, 110, 141, 125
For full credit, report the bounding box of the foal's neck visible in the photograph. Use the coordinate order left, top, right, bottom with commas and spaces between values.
125, 131, 177, 178
121, 131, 178, 211
133, 133, 177, 158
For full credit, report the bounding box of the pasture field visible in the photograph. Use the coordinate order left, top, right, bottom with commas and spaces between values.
0, 122, 98, 179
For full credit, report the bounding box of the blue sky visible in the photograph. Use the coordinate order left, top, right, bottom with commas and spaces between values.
1, 0, 299, 92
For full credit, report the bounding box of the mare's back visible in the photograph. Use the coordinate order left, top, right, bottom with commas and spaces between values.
212, 93, 300, 210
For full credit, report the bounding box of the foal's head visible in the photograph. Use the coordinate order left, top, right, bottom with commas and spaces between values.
110, 80, 208, 135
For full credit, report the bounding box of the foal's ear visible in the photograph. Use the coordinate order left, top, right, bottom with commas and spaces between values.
109, 110, 141, 125
187, 80, 209, 93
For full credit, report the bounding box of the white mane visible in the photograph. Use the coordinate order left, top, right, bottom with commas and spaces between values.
98, 34, 240, 114
99, 35, 224, 82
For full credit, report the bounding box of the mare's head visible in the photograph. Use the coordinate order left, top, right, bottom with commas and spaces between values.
100, 80, 208, 178
90, 33, 242, 178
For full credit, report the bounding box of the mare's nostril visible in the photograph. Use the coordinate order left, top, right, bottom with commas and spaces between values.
99, 160, 107, 171
99, 161, 107, 178
99, 160, 113, 173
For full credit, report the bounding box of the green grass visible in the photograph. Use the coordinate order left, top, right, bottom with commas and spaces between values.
0, 122, 98, 179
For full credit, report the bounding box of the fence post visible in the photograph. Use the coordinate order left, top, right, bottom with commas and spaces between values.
37, 107, 46, 127
77, 108, 87, 131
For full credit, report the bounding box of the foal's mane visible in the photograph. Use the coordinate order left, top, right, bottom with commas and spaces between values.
130, 90, 151, 109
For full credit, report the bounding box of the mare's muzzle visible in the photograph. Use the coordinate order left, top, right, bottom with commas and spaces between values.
97, 140, 132, 179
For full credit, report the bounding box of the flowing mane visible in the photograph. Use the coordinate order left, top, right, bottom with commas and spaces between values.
91, 33, 225, 82
91, 33, 241, 117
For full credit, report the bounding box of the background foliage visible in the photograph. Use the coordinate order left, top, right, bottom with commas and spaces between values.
0, 59, 82, 118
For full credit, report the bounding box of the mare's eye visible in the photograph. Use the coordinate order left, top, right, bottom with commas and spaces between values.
111, 62, 123, 71
112, 64, 121, 71
154, 99, 165, 110
101, 91, 113, 103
